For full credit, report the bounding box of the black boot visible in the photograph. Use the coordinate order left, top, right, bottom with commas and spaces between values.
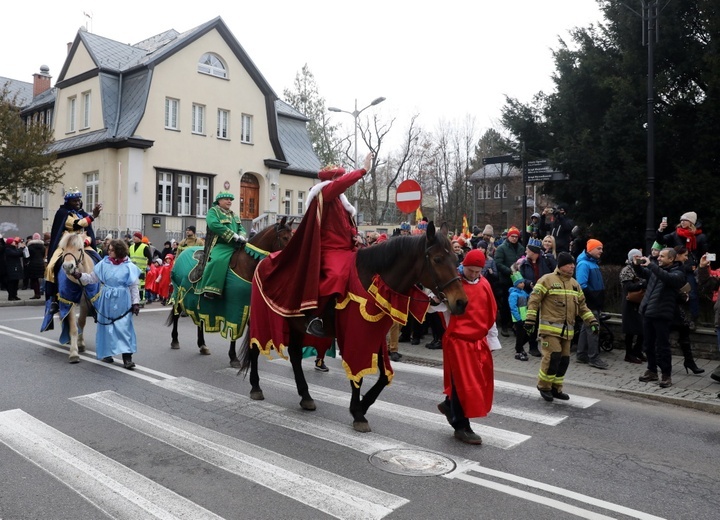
710, 366, 720, 383
122, 353, 136, 370
680, 341, 704, 375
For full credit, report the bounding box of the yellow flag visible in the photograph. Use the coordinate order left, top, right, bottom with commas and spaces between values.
415, 207, 423, 222
462, 214, 470, 238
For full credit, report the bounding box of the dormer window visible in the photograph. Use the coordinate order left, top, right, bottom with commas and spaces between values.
198, 53, 227, 78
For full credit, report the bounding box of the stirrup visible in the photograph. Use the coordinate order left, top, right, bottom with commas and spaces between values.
306, 317, 325, 337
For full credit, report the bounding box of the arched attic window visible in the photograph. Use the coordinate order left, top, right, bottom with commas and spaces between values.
198, 53, 227, 78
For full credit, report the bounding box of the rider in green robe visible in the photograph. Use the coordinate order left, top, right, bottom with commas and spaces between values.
197, 191, 247, 298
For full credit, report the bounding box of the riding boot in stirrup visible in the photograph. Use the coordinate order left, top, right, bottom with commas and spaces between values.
306, 317, 325, 337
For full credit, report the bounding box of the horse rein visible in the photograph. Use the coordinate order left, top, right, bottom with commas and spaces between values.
423, 244, 461, 303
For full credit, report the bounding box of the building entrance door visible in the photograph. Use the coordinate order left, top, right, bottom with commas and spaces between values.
239, 173, 259, 220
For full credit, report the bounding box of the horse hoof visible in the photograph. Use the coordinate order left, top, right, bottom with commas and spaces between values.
171, 342, 180, 350
68, 356, 80, 364
199, 346, 211, 355
300, 399, 316, 411
78, 345, 85, 353
230, 359, 242, 368
353, 421, 371, 433
250, 390, 265, 401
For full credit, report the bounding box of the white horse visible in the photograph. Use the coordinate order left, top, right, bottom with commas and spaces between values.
57, 233, 99, 363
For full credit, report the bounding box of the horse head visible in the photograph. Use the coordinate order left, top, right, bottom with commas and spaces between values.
248, 216, 294, 254
421, 221, 467, 315
59, 232, 92, 283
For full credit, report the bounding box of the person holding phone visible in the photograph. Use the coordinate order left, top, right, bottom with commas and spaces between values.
657, 211, 708, 328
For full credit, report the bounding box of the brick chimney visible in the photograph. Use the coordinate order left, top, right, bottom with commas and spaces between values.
33, 65, 52, 97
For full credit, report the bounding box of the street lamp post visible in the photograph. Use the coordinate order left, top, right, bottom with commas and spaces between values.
328, 96, 386, 215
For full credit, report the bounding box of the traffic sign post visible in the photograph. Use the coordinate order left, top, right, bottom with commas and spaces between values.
395, 180, 422, 214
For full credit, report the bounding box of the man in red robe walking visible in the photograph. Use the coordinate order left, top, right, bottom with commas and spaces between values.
437, 249, 497, 445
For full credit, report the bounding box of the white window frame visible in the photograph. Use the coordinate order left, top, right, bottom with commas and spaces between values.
297, 191, 305, 215
283, 189, 292, 215
191, 103, 205, 135
493, 183, 508, 199
198, 53, 227, 78
195, 176, 210, 216
217, 109, 230, 139
81, 91, 91, 129
177, 174, 192, 216
85, 172, 99, 208
165, 98, 179, 130
157, 172, 173, 215
241, 114, 253, 143
478, 185, 491, 200
67, 96, 77, 132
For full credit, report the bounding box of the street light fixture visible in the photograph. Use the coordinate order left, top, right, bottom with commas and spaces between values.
328, 97, 386, 214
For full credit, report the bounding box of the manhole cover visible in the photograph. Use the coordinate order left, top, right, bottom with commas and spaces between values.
368, 449, 456, 476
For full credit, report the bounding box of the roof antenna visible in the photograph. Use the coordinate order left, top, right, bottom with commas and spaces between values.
83, 11, 93, 33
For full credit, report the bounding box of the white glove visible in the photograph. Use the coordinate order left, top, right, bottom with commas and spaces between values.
233, 233, 247, 244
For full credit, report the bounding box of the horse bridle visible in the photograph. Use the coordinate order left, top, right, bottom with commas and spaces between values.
423, 243, 461, 303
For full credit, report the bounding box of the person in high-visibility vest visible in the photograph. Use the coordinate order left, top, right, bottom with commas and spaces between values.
128, 231, 152, 302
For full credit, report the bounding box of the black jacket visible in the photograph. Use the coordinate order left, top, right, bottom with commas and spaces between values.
539, 213, 574, 252
634, 261, 686, 320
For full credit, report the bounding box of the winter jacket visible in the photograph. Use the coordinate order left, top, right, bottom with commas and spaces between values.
517, 253, 557, 293
26, 239, 46, 279
4, 246, 25, 281
526, 269, 596, 340
494, 240, 525, 285
697, 265, 720, 327
575, 251, 605, 310
539, 213, 574, 252
619, 262, 646, 335
657, 226, 708, 266
508, 286, 528, 322
634, 261, 686, 320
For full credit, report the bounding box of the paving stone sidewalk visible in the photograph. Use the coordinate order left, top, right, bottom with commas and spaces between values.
398, 332, 720, 414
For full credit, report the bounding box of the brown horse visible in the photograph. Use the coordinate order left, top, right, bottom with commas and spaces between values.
167, 217, 293, 365
240, 221, 467, 432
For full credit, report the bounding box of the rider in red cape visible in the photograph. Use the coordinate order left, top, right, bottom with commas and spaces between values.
254, 153, 374, 333
439, 248, 497, 445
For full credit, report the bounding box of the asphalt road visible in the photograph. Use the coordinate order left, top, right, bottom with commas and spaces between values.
1, 305, 718, 520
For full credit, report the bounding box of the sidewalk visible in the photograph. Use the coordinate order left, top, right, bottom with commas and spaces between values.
397, 332, 720, 414
0, 287, 46, 308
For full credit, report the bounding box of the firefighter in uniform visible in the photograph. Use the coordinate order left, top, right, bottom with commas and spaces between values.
525, 252, 598, 402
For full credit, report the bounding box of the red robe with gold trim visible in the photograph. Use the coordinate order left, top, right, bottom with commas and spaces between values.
442, 275, 497, 418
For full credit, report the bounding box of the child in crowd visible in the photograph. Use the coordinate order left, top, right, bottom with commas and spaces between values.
508, 272, 530, 361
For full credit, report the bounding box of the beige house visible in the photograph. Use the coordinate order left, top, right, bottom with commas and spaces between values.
11, 17, 319, 243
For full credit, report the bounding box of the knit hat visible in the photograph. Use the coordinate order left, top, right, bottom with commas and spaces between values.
105, 234, 113, 241
482, 225, 494, 236
133, 232, 142, 240
557, 252, 575, 268
507, 226, 521, 238
627, 248, 642, 263
5, 237, 15, 245
32, 233, 41, 240
527, 238, 542, 254
476, 240, 488, 251
586, 239, 603, 252
214, 191, 234, 204
456, 236, 466, 247
511, 271, 524, 286
680, 211, 697, 225
462, 249, 486, 268
651, 241, 663, 251
142, 236, 150, 244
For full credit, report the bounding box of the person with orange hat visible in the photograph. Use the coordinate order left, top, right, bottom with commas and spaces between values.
575, 238, 608, 369
436, 249, 497, 445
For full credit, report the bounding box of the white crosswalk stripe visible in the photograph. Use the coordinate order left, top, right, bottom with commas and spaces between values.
217, 368, 531, 449
0, 409, 223, 520
71, 390, 408, 520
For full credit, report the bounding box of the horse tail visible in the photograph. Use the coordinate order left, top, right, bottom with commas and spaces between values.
237, 330, 253, 375
165, 307, 176, 327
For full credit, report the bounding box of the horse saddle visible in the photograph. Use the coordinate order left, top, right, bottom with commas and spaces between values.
188, 249, 207, 283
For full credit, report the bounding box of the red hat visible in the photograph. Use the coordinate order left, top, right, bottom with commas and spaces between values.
462, 249, 486, 268
133, 231, 142, 240
375, 233, 388, 244
507, 227, 521, 238
318, 165, 345, 181
164, 254, 175, 261
5, 237, 15, 245
456, 236, 466, 247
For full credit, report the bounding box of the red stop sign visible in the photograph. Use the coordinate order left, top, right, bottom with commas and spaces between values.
395, 180, 422, 213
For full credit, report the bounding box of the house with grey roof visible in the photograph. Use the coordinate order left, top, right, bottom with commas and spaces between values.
9, 16, 320, 241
